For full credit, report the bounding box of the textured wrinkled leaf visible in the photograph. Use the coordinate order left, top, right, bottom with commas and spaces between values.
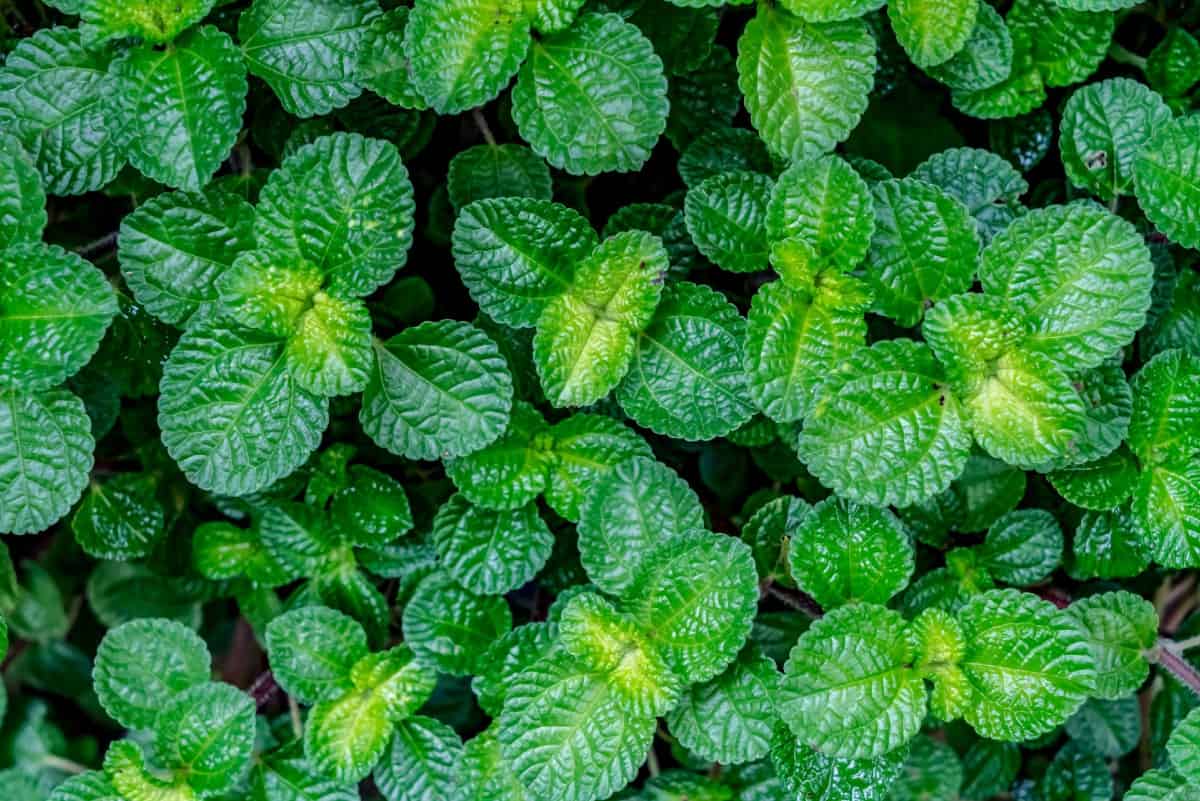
1039, 743, 1112, 801
266, 606, 368, 705
154, 682, 256, 795
780, 603, 925, 759
402, 572, 511, 676
473, 621, 556, 717
864, 177, 979, 326
1124, 770, 1200, 801
957, 589, 1096, 741
1128, 348, 1200, 468
432, 495, 552, 595
1072, 360, 1135, 463
82, 0, 216, 44
451, 198, 595, 328
950, 35, 1045, 120
444, 402, 553, 510
0, 243, 117, 393
666, 45, 740, 151
93, 618, 210, 730
0, 27, 129, 195
1136, 116, 1200, 250
251, 743, 359, 801
361, 320, 513, 462
256, 133, 415, 297
890, 736, 964, 801
46, 773, 121, 801
979, 509, 1063, 586
890, 0, 978, 68
118, 189, 256, 327
356, 9, 425, 110
922, 293, 1025, 393
771, 724, 909, 801
72, 474, 164, 561
684, 171, 773, 273
1007, 0, 1113, 87
910, 147, 1028, 243
1067, 591, 1157, 700
239, 0, 379, 117
330, 465, 413, 548
1147, 27, 1200, 98
0, 135, 45, 249
457, 727, 527, 801
779, 0, 883, 23
0, 389, 94, 536
926, 4, 1013, 92
543, 413, 651, 521
1070, 506, 1150, 580
741, 494, 809, 587
616, 281, 755, 441
286, 294, 373, 397
1168, 707, 1200, 783
374, 716, 463, 801
512, 13, 668, 175
1132, 458, 1200, 569
534, 231, 666, 406
766, 154, 874, 276
1049, 447, 1140, 511
405, 0, 531, 114
797, 340, 972, 508
1066, 696, 1142, 757
447, 144, 553, 212
111, 26, 247, 191
215, 251, 325, 337
193, 521, 288, 584
104, 740, 197, 801
678, 127, 772, 190
737, 6, 875, 161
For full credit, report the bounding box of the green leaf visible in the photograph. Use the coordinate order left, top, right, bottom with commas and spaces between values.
616, 281, 755, 441
542, 413, 651, 521
447, 144, 553, 212
863, 177, 979, 326
457, 727, 528, 801
445, 402, 553, 510
1132, 458, 1200, 568
266, 606, 368, 705
0, 135, 45, 249
796, 340, 973, 508
473, 622, 556, 717
402, 572, 511, 676
0, 389, 94, 535
788, 496, 914, 609
684, 171, 773, 274
1167, 707, 1200, 783
192, 522, 288, 585
909, 147, 1028, 243
258, 501, 337, 578
766, 154, 875, 275
104, 740, 197, 801
239, 0, 380, 117
628, 530, 758, 684
1128, 349, 1200, 467
1066, 696, 1142, 757
921, 293, 1026, 393
88, 562, 203, 630
1007, 0, 1113, 88
665, 646, 780, 765
1066, 590, 1157, 700
533, 231, 667, 406
889, 736, 964, 801
360, 320, 514, 462
330, 465, 413, 548
1147, 27, 1200, 98
925, 4, 1014, 92
72, 474, 164, 561
93, 618, 211, 730
47, 773, 121, 801
0, 27, 130, 195
214, 251, 325, 337
576, 456, 704, 594
498, 649, 655, 801
960, 740, 1020, 801
771, 724, 909, 801
512, 13, 668, 175
978, 509, 1063, 586
778, 0, 883, 23
950, 35, 1045, 120
780, 603, 925, 759
665, 45, 740, 151
957, 589, 1096, 741
677, 127, 771, 190
432, 495, 553, 595
159, 317, 329, 496
1072, 360, 1135, 463
1126, 770, 1200, 801
355, 9, 426, 110
405, 0, 531, 114
628, 2, 718, 76
1070, 507, 1151, 580
1039, 743, 1112, 801
111, 26, 247, 191
0, 243, 118, 393
285, 294, 373, 397
889, 0, 979, 68
374, 716, 463, 801
737, 6, 875, 161
154, 682, 256, 795
255, 133, 415, 297
1060, 78, 1172, 202
117, 189, 257, 327
252, 743, 359, 801
451, 198, 596, 328
1048, 447, 1140, 511
82, 0, 216, 44
351, 645, 437, 721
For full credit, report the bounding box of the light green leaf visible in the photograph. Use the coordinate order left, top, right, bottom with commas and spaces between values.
457, 727, 528, 801
104, 740, 197, 801
93, 618, 211, 730
445, 402, 553, 510
1048, 446, 1140, 511
788, 496, 914, 609
909, 147, 1028, 243
0, 27, 130, 195
778, 0, 883, 23
1168, 707, 1200, 783
957, 589, 1096, 741
864, 177, 979, 326
356, 9, 426, 110
512, 13, 668, 175
926, 4, 1014, 92
666, 646, 780, 765
255, 133, 415, 298
159, 318, 329, 496
47, 772, 121, 801
154, 682, 256, 795
405, 0, 531, 114
921, 293, 1026, 392
402, 572, 511, 676
0, 389, 94, 535
616, 281, 755, 441
239, 0, 380, 117
628, 530, 759, 684
350, 645, 437, 721
360, 320, 513, 462
771, 724, 909, 801
0, 134, 45, 249
1128, 348, 1200, 467
1066, 590, 1158, 700
447, 144, 553, 212
1007, 0, 1113, 87
192, 521, 288, 585
1131, 458, 1200, 569
304, 691, 393, 784
978, 509, 1063, 586
1066, 696, 1142, 757
72, 474, 164, 561
451, 198, 595, 328
577, 455, 704, 594
498, 649, 655, 801
0, 243, 118, 393
780, 603, 925, 759
82, 0, 216, 44
286, 294, 373, 397
432, 495, 553, 595
533, 231, 667, 406
542, 413, 651, 521
374, 716, 463, 801
330, 465, 413, 548
766, 154, 875, 275
737, 6, 875, 161
111, 26, 247, 191
684, 171, 773, 273
266, 606, 368, 705
796, 340, 973, 508
215, 251, 325, 337
473, 622, 556, 717
1060, 78, 1172, 202
890, 0, 979, 68
117, 189, 256, 327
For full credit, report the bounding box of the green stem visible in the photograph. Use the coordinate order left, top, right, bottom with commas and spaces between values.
1172, 633, 1200, 653
1108, 43, 1148, 71
472, 109, 497, 147
288, 695, 303, 740
645, 745, 660, 778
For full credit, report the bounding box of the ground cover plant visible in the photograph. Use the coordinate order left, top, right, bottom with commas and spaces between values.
1, 0, 1200, 800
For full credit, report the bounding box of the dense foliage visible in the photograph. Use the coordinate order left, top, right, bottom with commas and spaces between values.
0, 0, 1199, 800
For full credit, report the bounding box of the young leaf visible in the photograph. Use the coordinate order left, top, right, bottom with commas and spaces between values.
978, 509, 1063, 586
445, 402, 553, 510
286, 293, 374, 396
889, 0, 979, 69
252, 742, 359, 801
266, 606, 368, 705
373, 716, 463, 801
93, 618, 211, 730
82, 0, 216, 45
541, 413, 651, 521
684, 171, 773, 274
103, 740, 197, 801
153, 682, 256, 796
431, 495, 553, 595
766, 154, 875, 275
457, 727, 528, 801
402, 572, 512, 676
1066, 591, 1158, 699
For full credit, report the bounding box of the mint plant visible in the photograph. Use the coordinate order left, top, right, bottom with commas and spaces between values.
2, 1, 1200, 801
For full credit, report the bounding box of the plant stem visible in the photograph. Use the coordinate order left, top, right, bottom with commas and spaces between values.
1154, 639, 1200, 698
472, 109, 497, 147
41, 755, 88, 775
1108, 43, 1147, 71
289, 695, 303, 739
76, 232, 118, 258
766, 584, 823, 619
645, 745, 660, 778
1172, 633, 1200, 653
